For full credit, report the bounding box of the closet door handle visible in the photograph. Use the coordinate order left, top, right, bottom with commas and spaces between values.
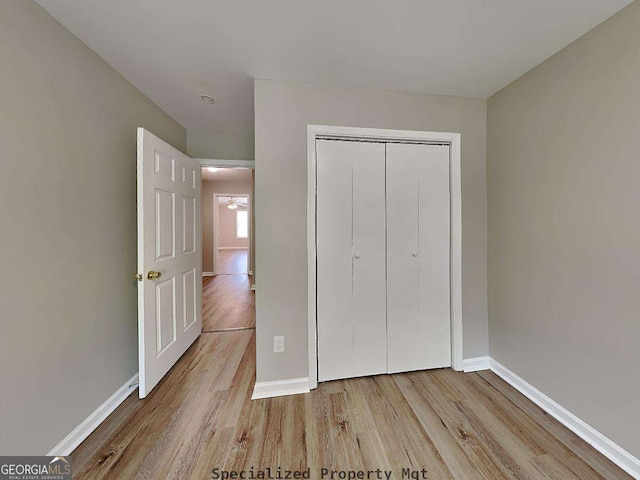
412, 251, 419, 257
354, 252, 361, 259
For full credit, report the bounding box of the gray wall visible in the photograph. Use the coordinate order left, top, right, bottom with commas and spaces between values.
487, 1, 640, 458
187, 130, 254, 160
0, 0, 185, 454
255, 79, 488, 383
202, 181, 253, 273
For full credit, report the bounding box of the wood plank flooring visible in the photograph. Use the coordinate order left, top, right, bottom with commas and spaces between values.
202, 274, 255, 331
71, 331, 631, 480
217, 249, 248, 274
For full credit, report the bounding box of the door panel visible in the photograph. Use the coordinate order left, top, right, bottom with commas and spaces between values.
352, 143, 386, 377
137, 128, 202, 398
316, 140, 387, 381
182, 268, 197, 330
182, 195, 196, 254
386, 143, 421, 373
418, 145, 451, 368
155, 189, 175, 260
316, 140, 354, 381
386, 143, 451, 373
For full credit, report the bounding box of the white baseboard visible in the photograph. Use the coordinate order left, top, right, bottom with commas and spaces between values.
250, 284, 256, 291
463, 356, 490, 372
489, 359, 640, 479
202, 272, 215, 277
251, 377, 310, 400
47, 374, 138, 456
218, 247, 248, 250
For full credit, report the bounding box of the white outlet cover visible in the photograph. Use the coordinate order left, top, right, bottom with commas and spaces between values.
273, 336, 284, 353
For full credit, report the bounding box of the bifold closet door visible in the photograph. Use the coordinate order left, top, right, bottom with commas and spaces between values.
316, 140, 386, 382
386, 143, 451, 373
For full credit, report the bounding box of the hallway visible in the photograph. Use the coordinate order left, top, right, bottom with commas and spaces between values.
217, 249, 248, 275
202, 274, 255, 332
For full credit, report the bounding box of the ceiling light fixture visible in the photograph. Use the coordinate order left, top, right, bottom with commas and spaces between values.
207, 167, 218, 173
227, 198, 238, 210
200, 94, 215, 104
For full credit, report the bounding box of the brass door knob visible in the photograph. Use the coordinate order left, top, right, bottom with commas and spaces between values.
147, 271, 162, 280
134, 273, 143, 281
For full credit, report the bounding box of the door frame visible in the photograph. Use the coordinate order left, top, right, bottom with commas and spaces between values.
197, 158, 256, 286
196, 158, 255, 169
307, 125, 463, 390
212, 192, 251, 275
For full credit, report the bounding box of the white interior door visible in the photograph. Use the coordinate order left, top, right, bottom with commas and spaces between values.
137, 128, 202, 398
386, 143, 451, 373
316, 140, 386, 381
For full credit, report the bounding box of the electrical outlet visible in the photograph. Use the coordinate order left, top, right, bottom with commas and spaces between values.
273, 336, 284, 353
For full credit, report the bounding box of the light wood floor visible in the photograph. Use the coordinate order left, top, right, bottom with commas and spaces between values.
202, 274, 255, 332
217, 249, 248, 274
71, 331, 631, 480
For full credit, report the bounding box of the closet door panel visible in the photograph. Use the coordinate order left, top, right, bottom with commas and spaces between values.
352, 143, 387, 377
418, 145, 451, 368
386, 143, 421, 373
316, 140, 354, 381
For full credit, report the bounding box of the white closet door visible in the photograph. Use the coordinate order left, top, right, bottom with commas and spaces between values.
386, 143, 420, 373
316, 140, 386, 381
317, 140, 353, 381
418, 144, 451, 368
386, 143, 451, 373
352, 143, 387, 377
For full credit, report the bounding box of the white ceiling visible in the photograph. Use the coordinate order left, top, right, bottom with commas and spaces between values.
202, 167, 252, 182
35, 0, 632, 133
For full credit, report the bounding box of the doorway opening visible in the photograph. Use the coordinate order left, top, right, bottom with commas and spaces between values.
201, 166, 255, 333
213, 194, 250, 275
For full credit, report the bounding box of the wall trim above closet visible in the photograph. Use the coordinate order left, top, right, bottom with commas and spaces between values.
307, 125, 463, 390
